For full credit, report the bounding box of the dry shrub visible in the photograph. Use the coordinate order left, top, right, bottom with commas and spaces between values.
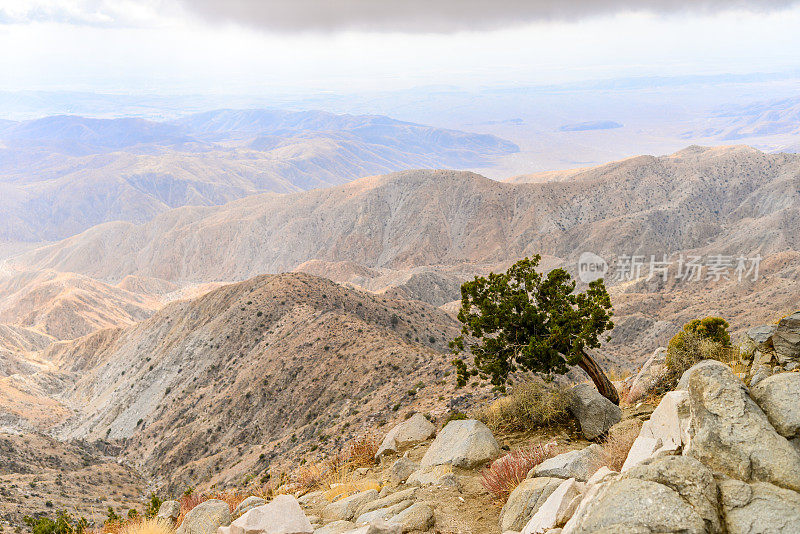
600, 418, 642, 471
345, 433, 380, 468
118, 518, 175, 534
473, 380, 571, 433
323, 479, 381, 502
481, 442, 557, 501
175, 491, 245, 526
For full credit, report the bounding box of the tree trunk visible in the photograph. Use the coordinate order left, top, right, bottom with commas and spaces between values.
577, 350, 620, 405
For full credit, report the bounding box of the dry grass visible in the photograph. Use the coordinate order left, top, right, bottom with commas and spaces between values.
480, 442, 557, 501
119, 519, 175, 534
473, 380, 571, 433
344, 432, 380, 468
600, 419, 642, 471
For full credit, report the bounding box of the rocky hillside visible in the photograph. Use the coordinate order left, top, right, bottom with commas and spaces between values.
7, 273, 495, 495
11, 145, 800, 363
144, 314, 800, 534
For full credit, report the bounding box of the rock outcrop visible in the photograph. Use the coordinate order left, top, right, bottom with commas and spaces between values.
177, 500, 231, 534
419, 419, 499, 469
567, 384, 621, 440
375, 413, 436, 459
229, 495, 312, 534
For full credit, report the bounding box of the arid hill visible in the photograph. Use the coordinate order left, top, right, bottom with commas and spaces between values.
11, 145, 800, 362
7, 273, 492, 495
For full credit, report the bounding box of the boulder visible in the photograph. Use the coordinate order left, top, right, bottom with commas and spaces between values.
520, 478, 584, 534
406, 465, 459, 488
621, 390, 690, 472
387, 457, 418, 484
322, 490, 380, 522
419, 419, 499, 469
313, 521, 356, 534
585, 467, 617, 486
626, 347, 668, 403
233, 496, 267, 519
355, 500, 413, 526
676, 360, 721, 391
567, 384, 621, 440
500, 477, 563, 532
750, 371, 800, 438
747, 325, 776, 351
773, 312, 800, 363
299, 491, 329, 507
339, 519, 401, 534
356, 488, 417, 517
230, 495, 312, 534
719, 478, 800, 534
375, 414, 436, 459
530, 445, 603, 482
157, 500, 181, 522
684, 360, 800, 491
749, 364, 773, 387
622, 455, 721, 533
561, 478, 706, 534
388, 503, 434, 533
177, 500, 232, 534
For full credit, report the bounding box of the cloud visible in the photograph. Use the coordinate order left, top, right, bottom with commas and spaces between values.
0, 0, 170, 27
181, 0, 800, 33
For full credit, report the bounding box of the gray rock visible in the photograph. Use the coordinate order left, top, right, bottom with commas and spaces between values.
567, 384, 621, 440
322, 490, 380, 522
719, 478, 800, 534
157, 500, 181, 522
684, 360, 800, 491
355, 500, 413, 526
233, 496, 266, 519
406, 465, 460, 488
622, 455, 722, 533
748, 365, 772, 387
751, 371, 800, 438
500, 477, 563, 532
388, 457, 418, 484
388, 503, 434, 533
561, 478, 706, 534
376, 413, 436, 459
313, 521, 356, 534
676, 360, 722, 391
621, 390, 690, 472
339, 519, 401, 534
747, 325, 776, 351
521, 478, 584, 534
356, 488, 417, 517
419, 419, 499, 469
176, 499, 231, 534
626, 347, 668, 403
230, 495, 312, 534
530, 445, 603, 482
773, 312, 800, 363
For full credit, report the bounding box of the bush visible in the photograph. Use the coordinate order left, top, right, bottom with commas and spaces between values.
441, 411, 468, 426
23, 512, 88, 534
480, 443, 557, 500
473, 380, 571, 433
600, 418, 642, 471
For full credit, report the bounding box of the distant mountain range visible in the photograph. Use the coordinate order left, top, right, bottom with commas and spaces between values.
0, 109, 518, 242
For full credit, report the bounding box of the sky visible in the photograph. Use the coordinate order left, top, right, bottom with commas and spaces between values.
1, 0, 800, 94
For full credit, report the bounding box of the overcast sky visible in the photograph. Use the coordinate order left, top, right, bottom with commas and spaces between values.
1, 0, 800, 94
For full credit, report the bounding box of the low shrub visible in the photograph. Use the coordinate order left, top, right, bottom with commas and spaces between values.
23, 512, 88, 534
600, 418, 642, 471
480, 443, 557, 501
473, 380, 571, 433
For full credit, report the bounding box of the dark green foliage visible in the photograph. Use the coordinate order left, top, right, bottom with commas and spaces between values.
23, 512, 87, 534
670, 316, 731, 349
144, 493, 163, 518
450, 256, 614, 391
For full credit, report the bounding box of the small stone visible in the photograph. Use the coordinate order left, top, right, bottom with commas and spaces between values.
388, 503, 434, 533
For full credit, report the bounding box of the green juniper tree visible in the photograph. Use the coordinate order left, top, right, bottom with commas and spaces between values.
450, 255, 619, 405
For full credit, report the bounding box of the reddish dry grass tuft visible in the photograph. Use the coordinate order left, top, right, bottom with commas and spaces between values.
481, 442, 557, 501
344, 432, 380, 468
